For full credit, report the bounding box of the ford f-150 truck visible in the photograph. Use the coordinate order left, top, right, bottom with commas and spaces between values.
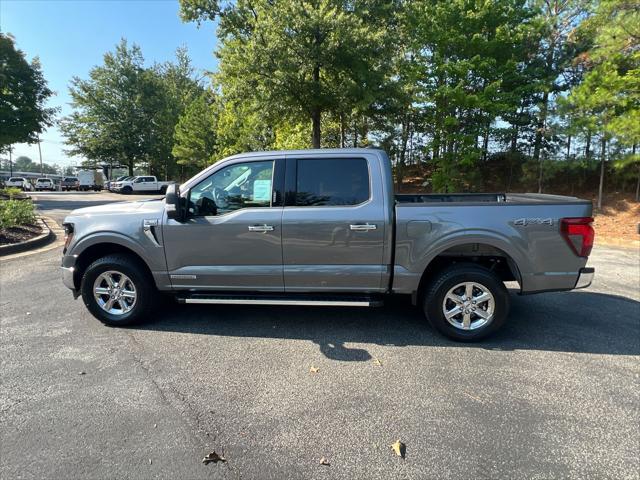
111, 175, 174, 194
61, 149, 595, 341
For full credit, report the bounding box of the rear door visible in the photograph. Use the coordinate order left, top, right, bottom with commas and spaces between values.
281, 154, 387, 292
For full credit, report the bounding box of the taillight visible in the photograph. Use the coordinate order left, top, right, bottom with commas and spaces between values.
561, 217, 594, 257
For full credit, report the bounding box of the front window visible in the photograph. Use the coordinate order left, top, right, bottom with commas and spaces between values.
188, 160, 274, 217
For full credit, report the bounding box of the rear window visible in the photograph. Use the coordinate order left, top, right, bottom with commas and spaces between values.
295, 158, 370, 206
64, 177, 78, 182
37, 179, 52, 182
9, 177, 23, 182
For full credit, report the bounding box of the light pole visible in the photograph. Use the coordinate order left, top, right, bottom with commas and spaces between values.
37, 134, 44, 175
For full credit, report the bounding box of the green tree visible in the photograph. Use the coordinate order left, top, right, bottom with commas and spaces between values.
60, 40, 202, 177
180, 0, 396, 148
0, 34, 56, 151
172, 90, 220, 173
12, 155, 59, 175
565, 0, 640, 206
60, 40, 152, 175
404, 0, 538, 191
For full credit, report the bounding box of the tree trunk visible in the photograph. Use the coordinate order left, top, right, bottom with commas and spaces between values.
311, 108, 321, 148
311, 56, 321, 148
585, 131, 591, 159
482, 123, 490, 161
634, 143, 639, 202
533, 90, 549, 165
597, 136, 606, 210
340, 113, 346, 148
566, 134, 571, 160
538, 155, 544, 194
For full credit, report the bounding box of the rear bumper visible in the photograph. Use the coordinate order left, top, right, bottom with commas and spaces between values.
574, 267, 594, 289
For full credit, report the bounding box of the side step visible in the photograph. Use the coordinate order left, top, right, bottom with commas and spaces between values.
175, 292, 383, 307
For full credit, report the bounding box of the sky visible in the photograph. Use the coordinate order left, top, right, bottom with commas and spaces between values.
0, 0, 218, 168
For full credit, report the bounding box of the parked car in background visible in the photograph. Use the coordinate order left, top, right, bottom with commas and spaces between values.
61, 148, 595, 341
6, 177, 33, 191
78, 170, 104, 191
61, 177, 80, 191
111, 175, 173, 194
105, 175, 132, 191
35, 178, 56, 191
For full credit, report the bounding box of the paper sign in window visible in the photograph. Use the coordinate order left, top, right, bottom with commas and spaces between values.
253, 179, 271, 202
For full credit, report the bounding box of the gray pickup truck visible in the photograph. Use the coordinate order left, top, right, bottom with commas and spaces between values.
61, 149, 595, 341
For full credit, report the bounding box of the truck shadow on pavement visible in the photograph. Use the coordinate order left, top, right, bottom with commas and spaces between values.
133, 290, 640, 361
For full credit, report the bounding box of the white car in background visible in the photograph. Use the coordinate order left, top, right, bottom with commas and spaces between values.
6, 177, 33, 191
35, 178, 56, 191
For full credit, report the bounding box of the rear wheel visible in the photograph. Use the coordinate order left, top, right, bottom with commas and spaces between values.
80, 254, 154, 326
423, 264, 509, 341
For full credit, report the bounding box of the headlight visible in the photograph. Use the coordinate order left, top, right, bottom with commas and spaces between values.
63, 223, 74, 253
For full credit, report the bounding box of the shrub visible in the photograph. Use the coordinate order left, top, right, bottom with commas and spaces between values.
0, 199, 36, 229
0, 187, 24, 199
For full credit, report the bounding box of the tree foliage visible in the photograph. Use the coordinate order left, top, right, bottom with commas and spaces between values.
60, 40, 202, 176
0, 33, 57, 151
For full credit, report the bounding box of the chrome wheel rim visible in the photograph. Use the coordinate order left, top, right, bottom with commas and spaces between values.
442, 281, 495, 331
93, 270, 137, 316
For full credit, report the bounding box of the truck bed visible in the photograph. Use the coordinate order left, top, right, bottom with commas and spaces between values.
395, 192, 589, 205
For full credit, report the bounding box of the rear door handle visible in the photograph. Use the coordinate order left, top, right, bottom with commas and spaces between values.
248, 224, 274, 232
349, 223, 377, 231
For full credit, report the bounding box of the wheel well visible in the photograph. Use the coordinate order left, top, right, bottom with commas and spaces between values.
73, 243, 151, 290
415, 243, 521, 303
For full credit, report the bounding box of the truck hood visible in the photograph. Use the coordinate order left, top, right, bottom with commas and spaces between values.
67, 199, 165, 218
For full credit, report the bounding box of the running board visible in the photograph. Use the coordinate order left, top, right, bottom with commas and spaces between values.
176, 293, 383, 307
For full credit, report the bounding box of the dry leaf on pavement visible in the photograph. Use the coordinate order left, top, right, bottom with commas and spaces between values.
373, 358, 383, 366
319, 457, 330, 466
391, 440, 406, 459
202, 451, 227, 464
309, 366, 320, 373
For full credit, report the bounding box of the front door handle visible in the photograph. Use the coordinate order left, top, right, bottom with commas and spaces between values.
248, 224, 274, 232
349, 223, 377, 232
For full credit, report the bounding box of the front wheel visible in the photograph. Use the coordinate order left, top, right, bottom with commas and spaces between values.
423, 264, 510, 342
122, 186, 133, 194
80, 254, 155, 326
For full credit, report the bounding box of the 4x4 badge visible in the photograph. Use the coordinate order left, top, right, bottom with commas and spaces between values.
514, 218, 553, 226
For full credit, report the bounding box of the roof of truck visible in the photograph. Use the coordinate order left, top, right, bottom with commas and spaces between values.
223, 148, 384, 161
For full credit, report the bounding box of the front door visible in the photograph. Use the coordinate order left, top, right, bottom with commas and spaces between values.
163, 158, 285, 291
281, 155, 387, 292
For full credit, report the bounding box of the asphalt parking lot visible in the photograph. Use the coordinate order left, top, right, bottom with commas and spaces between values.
1, 191, 639, 479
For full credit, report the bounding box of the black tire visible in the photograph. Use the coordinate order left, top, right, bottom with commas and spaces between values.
122, 186, 133, 194
159, 185, 168, 194
423, 263, 510, 342
80, 254, 155, 326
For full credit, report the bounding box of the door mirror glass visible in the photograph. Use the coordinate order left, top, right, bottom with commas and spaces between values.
165, 184, 184, 221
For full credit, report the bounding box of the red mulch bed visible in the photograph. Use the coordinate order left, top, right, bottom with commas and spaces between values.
0, 224, 43, 246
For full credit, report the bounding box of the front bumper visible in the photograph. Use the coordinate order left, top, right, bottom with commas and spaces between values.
574, 267, 595, 289
61, 266, 75, 290
61, 254, 80, 297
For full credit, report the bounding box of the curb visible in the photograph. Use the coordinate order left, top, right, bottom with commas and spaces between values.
0, 216, 55, 257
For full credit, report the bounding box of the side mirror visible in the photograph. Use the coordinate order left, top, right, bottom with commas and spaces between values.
165, 184, 184, 221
